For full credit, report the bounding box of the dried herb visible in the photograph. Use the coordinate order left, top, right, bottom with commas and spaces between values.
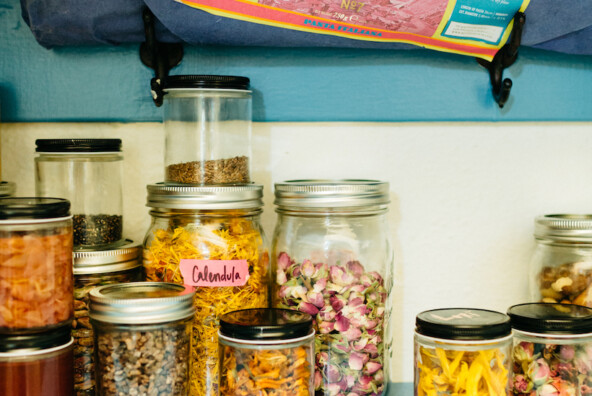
416, 347, 510, 395
0, 226, 73, 330
73, 214, 122, 247
144, 216, 269, 396
512, 340, 592, 395
73, 269, 142, 395
274, 252, 387, 395
220, 344, 313, 396
166, 156, 249, 184
95, 322, 191, 396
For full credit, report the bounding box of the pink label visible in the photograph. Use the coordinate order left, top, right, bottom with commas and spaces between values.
179, 259, 249, 287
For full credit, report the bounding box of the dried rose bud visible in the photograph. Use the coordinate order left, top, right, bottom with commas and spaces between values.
326, 364, 342, 382
353, 337, 369, 351
313, 277, 328, 293
353, 375, 374, 393
326, 383, 342, 396
299, 301, 319, 315
276, 269, 287, 284
330, 266, 355, 286
278, 252, 292, 270
292, 285, 308, 301
363, 343, 379, 356
302, 259, 315, 278
335, 313, 350, 332
347, 261, 365, 277
344, 326, 362, 341
330, 295, 345, 312
364, 361, 382, 375
319, 306, 336, 321
279, 285, 293, 299
307, 291, 325, 308
318, 321, 335, 334
314, 371, 323, 389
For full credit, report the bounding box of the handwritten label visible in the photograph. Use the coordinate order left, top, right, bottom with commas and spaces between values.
179, 259, 249, 287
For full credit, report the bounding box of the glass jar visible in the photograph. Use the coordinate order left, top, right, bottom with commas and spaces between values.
507, 303, 592, 395
143, 183, 269, 396
72, 241, 143, 396
35, 139, 124, 248
530, 214, 592, 307
0, 324, 74, 396
218, 308, 315, 396
0, 181, 15, 197
89, 282, 195, 396
271, 179, 393, 395
162, 75, 251, 185
0, 197, 73, 332
414, 308, 512, 396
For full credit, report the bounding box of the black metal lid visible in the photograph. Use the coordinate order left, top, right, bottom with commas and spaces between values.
220, 308, 313, 341
35, 139, 122, 152
162, 75, 250, 90
0, 323, 71, 352
415, 308, 511, 340
0, 198, 70, 220
508, 303, 592, 335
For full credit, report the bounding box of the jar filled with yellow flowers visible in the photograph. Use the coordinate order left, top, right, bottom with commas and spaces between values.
143, 183, 269, 396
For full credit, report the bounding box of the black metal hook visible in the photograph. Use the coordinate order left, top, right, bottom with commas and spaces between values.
140, 7, 184, 107
477, 12, 526, 108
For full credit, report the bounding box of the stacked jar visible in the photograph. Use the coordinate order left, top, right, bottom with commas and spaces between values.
0, 197, 74, 396
35, 138, 142, 396
530, 214, 592, 307
143, 75, 267, 396
272, 180, 393, 395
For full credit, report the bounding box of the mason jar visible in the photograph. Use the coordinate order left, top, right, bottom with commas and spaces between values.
507, 303, 592, 395
0, 197, 73, 332
0, 181, 15, 197
0, 324, 74, 396
414, 308, 512, 396
72, 241, 143, 396
90, 282, 194, 396
143, 183, 269, 396
530, 214, 592, 307
218, 308, 315, 396
35, 138, 124, 248
272, 179, 393, 395
162, 75, 251, 185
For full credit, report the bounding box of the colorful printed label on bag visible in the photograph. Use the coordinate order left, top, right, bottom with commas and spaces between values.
180, 259, 250, 287
176, 0, 530, 60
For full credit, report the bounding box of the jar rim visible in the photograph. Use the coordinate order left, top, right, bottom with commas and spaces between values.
535, 214, 592, 241
507, 303, 592, 334
219, 308, 313, 341
146, 183, 264, 210
74, 240, 141, 274
415, 308, 511, 340
35, 138, 122, 153
0, 198, 70, 220
162, 74, 249, 90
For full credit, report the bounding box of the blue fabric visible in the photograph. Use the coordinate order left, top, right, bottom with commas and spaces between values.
19, 0, 592, 55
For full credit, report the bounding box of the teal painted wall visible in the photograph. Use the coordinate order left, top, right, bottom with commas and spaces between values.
1, 0, 591, 123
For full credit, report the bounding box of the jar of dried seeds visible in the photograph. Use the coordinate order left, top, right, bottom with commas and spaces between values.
219, 308, 315, 396
35, 139, 124, 248
162, 75, 251, 185
73, 241, 143, 395
530, 214, 592, 307
143, 183, 269, 396
90, 282, 194, 396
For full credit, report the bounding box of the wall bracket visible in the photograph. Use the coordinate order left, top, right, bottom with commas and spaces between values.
140, 7, 184, 107
477, 12, 526, 108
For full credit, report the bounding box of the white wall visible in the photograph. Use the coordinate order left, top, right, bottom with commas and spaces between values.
3, 121, 592, 383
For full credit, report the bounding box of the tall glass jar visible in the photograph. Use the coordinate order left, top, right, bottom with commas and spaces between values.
507, 303, 592, 395
530, 214, 592, 307
272, 179, 393, 395
162, 75, 251, 185
414, 308, 512, 396
35, 139, 124, 248
72, 241, 143, 396
143, 183, 269, 396
90, 282, 195, 396
0, 324, 74, 396
219, 308, 315, 396
0, 197, 73, 333
0, 181, 15, 197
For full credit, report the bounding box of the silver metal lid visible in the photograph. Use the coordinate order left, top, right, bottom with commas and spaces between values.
146, 183, 263, 210
535, 214, 592, 242
274, 179, 390, 208
0, 181, 16, 197
73, 240, 141, 275
89, 282, 195, 324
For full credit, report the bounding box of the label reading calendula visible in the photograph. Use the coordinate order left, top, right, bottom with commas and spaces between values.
180, 259, 250, 287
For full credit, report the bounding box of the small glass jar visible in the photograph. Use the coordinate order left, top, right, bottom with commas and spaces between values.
35, 139, 124, 248
507, 303, 592, 395
0, 181, 15, 197
272, 179, 393, 395
0, 324, 74, 396
218, 308, 315, 396
0, 197, 73, 332
72, 241, 143, 396
162, 75, 252, 185
90, 282, 195, 396
414, 308, 512, 396
530, 214, 592, 307
143, 183, 269, 396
